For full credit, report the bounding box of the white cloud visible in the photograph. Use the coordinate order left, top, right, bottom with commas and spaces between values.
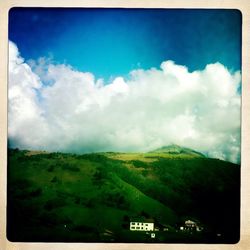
8, 41, 241, 163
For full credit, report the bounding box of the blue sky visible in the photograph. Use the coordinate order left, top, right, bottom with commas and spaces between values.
9, 8, 241, 80
8, 8, 242, 162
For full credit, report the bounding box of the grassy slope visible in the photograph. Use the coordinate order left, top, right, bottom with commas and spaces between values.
7, 147, 240, 243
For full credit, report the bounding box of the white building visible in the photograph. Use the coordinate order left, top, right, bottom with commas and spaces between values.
180, 219, 203, 232
130, 220, 154, 231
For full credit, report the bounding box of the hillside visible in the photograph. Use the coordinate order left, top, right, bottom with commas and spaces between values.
7, 146, 240, 243
150, 144, 205, 157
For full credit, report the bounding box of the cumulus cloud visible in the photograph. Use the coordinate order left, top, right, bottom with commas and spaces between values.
8, 41, 241, 163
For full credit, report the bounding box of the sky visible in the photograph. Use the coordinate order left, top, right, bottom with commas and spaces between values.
8, 8, 242, 163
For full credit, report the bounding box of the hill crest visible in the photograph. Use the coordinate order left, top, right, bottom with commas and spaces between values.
149, 144, 205, 158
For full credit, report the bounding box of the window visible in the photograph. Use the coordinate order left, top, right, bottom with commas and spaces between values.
131, 222, 135, 225
131, 226, 135, 229
136, 227, 140, 229
145, 224, 148, 226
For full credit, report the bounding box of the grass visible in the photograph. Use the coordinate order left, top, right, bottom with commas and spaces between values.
7, 147, 240, 243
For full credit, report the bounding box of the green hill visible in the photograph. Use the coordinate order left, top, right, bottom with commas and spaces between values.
149, 144, 205, 157
7, 146, 240, 243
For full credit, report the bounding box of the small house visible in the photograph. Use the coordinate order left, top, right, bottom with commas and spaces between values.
180, 219, 203, 232
130, 218, 154, 231
185, 220, 197, 228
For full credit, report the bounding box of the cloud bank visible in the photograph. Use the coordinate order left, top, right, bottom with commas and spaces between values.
8, 41, 241, 163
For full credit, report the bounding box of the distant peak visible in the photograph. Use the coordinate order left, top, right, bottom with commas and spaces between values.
150, 144, 205, 157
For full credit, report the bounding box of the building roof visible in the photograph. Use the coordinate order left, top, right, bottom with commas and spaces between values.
185, 220, 197, 225
130, 218, 154, 223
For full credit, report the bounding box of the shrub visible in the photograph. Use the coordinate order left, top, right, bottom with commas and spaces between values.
61, 164, 80, 172
29, 188, 42, 197
131, 160, 147, 168
44, 197, 67, 211
13, 179, 33, 189
51, 176, 58, 183
47, 165, 55, 172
